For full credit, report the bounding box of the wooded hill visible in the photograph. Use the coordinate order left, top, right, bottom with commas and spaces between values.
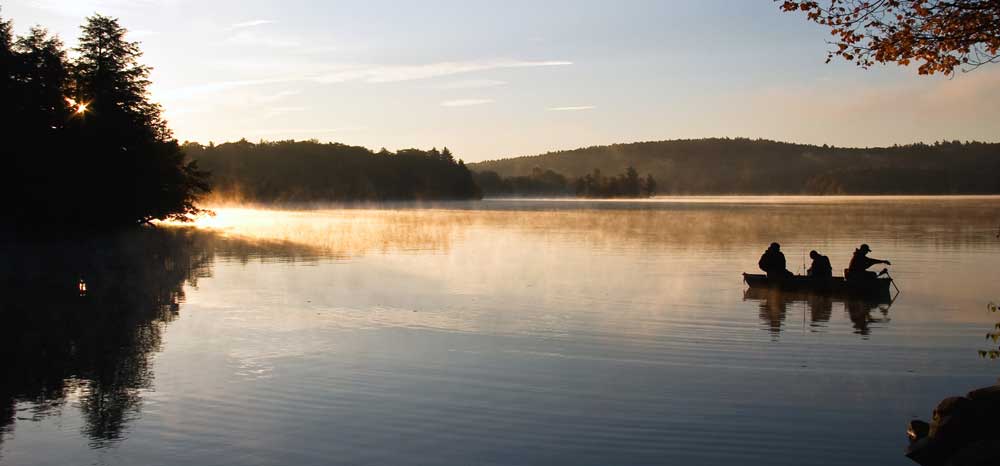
469, 138, 1000, 194
184, 140, 481, 202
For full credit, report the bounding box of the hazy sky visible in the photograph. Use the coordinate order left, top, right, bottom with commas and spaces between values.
5, 0, 1000, 161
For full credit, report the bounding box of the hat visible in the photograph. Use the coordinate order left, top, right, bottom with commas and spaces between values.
859, 243, 871, 252
770, 242, 780, 249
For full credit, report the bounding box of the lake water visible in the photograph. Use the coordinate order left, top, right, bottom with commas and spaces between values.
2, 197, 999, 466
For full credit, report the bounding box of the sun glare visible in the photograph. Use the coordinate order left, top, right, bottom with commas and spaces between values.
66, 97, 89, 114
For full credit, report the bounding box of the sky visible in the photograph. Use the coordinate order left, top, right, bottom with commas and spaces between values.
4, 0, 1000, 162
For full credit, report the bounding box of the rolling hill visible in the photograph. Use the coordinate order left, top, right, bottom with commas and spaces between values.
469, 138, 1000, 194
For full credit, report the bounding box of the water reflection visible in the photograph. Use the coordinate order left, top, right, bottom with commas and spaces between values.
181, 207, 464, 258
1, 198, 998, 466
744, 288, 893, 337
0, 227, 319, 449
187, 197, 1000, 255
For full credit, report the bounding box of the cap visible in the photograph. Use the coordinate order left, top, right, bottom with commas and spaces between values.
859, 243, 871, 252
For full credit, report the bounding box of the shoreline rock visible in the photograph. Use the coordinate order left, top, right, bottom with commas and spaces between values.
906, 382, 1000, 466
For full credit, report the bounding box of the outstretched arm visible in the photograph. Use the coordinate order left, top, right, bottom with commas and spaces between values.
861, 256, 891, 269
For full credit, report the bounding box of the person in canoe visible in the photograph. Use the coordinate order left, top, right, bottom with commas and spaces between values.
807, 250, 832, 280
758, 242, 793, 279
846, 243, 891, 281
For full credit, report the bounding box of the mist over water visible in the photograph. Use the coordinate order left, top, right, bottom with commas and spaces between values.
2, 197, 998, 466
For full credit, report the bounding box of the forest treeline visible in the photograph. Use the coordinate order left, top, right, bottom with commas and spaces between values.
184, 140, 481, 202
470, 138, 1000, 194
2, 13, 208, 228
1, 11, 486, 230
473, 167, 657, 198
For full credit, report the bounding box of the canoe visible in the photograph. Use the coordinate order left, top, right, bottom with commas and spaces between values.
742, 273, 892, 299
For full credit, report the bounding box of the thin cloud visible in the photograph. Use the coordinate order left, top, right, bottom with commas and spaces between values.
262, 106, 307, 118
230, 19, 275, 30
547, 105, 596, 111
162, 106, 210, 117
441, 99, 495, 107
157, 58, 572, 101
224, 30, 300, 48
154, 77, 297, 102
252, 89, 302, 104
314, 59, 572, 84
435, 79, 508, 90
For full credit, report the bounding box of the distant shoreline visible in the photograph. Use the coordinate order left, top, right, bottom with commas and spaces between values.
186, 194, 1000, 215
482, 194, 1000, 201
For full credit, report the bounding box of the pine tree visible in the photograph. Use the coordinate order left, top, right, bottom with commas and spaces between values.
10, 28, 74, 218
0, 14, 14, 100
625, 166, 640, 196
441, 147, 454, 163
70, 14, 208, 225
15, 28, 71, 136
0, 14, 18, 213
643, 174, 657, 197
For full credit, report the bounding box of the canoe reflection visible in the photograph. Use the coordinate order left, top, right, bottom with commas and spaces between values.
743, 288, 893, 337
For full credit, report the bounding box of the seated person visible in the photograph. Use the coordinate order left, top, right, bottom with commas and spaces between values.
846, 243, 891, 280
758, 242, 793, 279
807, 250, 832, 280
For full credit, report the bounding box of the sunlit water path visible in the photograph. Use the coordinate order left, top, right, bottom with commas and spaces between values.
2, 197, 999, 465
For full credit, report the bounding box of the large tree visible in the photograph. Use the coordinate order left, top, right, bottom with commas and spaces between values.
0, 15, 17, 216
0, 15, 14, 104
2, 13, 209, 228
780, 0, 1000, 75
1, 18, 76, 222
71, 14, 208, 225
14, 28, 70, 131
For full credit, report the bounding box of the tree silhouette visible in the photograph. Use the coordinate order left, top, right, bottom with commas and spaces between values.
2, 12, 209, 229
624, 166, 641, 197
472, 166, 657, 198
779, 0, 1000, 75
185, 140, 482, 202
71, 14, 208, 225
3, 22, 76, 225
0, 15, 14, 109
642, 174, 658, 196
14, 28, 69, 135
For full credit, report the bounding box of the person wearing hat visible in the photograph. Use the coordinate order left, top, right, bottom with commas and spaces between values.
846, 244, 891, 280
758, 242, 793, 279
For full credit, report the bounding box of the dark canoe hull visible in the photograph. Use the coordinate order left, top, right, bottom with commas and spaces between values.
742, 273, 892, 299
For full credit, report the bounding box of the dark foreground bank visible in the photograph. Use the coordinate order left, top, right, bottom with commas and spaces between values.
907, 382, 1000, 466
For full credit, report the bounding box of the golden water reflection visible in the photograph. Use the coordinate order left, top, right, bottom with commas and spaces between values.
181, 197, 999, 258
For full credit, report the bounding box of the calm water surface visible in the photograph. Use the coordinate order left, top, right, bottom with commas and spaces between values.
2, 197, 999, 465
